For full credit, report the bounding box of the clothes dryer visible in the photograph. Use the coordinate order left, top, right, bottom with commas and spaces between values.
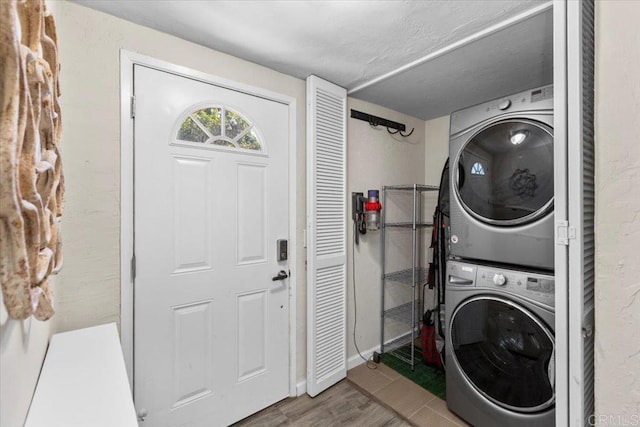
449, 85, 554, 270
445, 260, 555, 427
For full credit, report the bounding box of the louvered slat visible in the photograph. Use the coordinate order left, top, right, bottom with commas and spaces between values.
315, 90, 345, 258
306, 76, 347, 397
314, 265, 345, 379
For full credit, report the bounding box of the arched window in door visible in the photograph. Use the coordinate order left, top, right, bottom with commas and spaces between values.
175, 106, 264, 152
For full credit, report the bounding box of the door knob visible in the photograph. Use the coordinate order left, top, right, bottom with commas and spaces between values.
272, 270, 289, 281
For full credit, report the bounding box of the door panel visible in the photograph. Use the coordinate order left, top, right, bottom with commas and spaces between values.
237, 290, 268, 380
134, 65, 290, 426
236, 163, 267, 264
172, 156, 213, 272
172, 300, 213, 407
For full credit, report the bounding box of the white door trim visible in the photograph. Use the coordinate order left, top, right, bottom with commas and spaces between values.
119, 49, 298, 397
553, 1, 569, 425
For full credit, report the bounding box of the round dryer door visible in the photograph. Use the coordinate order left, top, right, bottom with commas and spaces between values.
450, 296, 555, 413
455, 119, 553, 226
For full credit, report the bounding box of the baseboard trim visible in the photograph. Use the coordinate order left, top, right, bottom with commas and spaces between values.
296, 379, 307, 396
347, 344, 381, 371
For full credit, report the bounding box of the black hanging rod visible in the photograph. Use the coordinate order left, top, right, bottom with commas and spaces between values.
350, 109, 406, 132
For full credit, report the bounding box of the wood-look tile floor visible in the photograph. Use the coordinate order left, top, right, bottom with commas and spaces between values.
347, 363, 469, 427
234, 362, 470, 426
234, 379, 410, 426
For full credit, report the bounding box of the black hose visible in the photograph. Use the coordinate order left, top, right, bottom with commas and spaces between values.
435, 159, 450, 340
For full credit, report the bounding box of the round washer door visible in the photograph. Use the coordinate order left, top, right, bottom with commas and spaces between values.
455, 119, 554, 226
450, 296, 555, 413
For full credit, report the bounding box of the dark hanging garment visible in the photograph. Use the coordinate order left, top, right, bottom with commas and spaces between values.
425, 158, 452, 367
427, 223, 438, 289
421, 310, 444, 370
427, 159, 450, 290
438, 159, 451, 218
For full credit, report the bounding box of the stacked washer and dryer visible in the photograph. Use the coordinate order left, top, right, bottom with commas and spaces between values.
445, 85, 556, 426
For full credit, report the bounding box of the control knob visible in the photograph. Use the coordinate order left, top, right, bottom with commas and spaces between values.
493, 274, 507, 286
498, 99, 511, 110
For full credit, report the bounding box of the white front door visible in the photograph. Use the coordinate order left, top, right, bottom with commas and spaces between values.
133, 65, 290, 426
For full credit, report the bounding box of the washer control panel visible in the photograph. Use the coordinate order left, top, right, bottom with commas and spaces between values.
476, 266, 555, 307
492, 273, 507, 286
497, 99, 512, 110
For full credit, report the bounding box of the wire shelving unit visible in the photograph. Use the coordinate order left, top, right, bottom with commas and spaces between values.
376, 184, 439, 369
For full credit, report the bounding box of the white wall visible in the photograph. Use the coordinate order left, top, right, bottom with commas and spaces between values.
0, 283, 54, 427
53, 1, 308, 380
594, 0, 640, 420
424, 115, 450, 185
346, 98, 426, 363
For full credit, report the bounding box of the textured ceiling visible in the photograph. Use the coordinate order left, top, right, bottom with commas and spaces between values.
354, 8, 554, 120
73, 0, 553, 120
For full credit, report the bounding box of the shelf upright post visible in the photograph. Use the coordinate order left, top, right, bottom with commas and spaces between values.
417, 186, 423, 342
410, 185, 418, 370
380, 186, 387, 355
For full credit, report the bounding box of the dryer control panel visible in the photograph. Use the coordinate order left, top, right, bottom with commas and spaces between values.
449, 84, 553, 136
476, 266, 555, 308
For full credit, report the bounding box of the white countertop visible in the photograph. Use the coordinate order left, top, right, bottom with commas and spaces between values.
25, 323, 138, 427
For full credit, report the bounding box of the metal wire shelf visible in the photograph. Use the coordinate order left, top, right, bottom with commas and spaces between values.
383, 335, 422, 365
383, 184, 439, 192
384, 267, 428, 285
384, 222, 433, 228
383, 302, 416, 325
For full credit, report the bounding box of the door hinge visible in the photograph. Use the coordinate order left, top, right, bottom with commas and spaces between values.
137, 408, 148, 422
556, 220, 576, 246
131, 254, 136, 281
130, 95, 136, 119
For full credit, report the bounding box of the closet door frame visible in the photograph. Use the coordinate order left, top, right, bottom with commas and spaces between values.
553, 1, 596, 425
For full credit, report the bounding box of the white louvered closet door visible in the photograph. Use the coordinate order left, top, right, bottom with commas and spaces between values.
567, 0, 596, 425
556, 1, 596, 424
306, 75, 347, 397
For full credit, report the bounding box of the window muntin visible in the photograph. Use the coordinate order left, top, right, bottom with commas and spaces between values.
176, 106, 263, 152
177, 117, 209, 143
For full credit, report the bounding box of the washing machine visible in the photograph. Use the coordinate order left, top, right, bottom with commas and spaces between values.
445, 260, 555, 427
449, 84, 554, 270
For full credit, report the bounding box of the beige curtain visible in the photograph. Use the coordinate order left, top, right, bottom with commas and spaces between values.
0, 0, 64, 321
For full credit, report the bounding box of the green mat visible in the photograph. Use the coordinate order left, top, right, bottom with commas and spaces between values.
380, 349, 446, 400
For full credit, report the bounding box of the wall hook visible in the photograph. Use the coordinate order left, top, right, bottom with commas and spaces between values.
351, 109, 406, 132
399, 127, 414, 137
350, 109, 414, 139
